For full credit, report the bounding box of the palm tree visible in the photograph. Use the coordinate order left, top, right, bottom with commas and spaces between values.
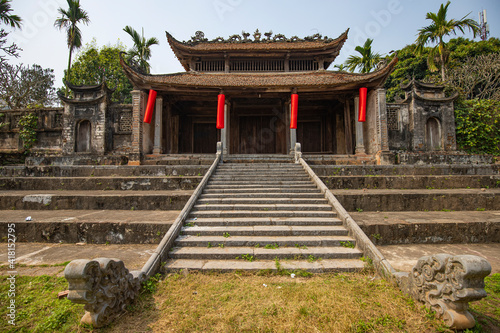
123, 26, 159, 74
0, 0, 21, 28
415, 1, 480, 81
54, 0, 90, 83
344, 38, 382, 74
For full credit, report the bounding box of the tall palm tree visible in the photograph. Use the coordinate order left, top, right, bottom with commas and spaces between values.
344, 38, 382, 74
123, 26, 159, 74
416, 1, 480, 81
0, 0, 21, 28
54, 0, 90, 83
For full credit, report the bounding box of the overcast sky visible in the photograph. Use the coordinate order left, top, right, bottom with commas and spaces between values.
6, 0, 500, 87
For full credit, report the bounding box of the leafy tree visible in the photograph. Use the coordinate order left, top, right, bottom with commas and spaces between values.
455, 99, 500, 155
0, 0, 21, 28
384, 45, 436, 102
123, 26, 159, 74
415, 1, 480, 81
0, 63, 56, 108
18, 112, 38, 152
63, 41, 133, 103
54, 0, 90, 84
344, 38, 382, 74
447, 37, 500, 68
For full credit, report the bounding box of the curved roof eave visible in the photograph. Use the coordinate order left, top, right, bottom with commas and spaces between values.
120, 55, 398, 93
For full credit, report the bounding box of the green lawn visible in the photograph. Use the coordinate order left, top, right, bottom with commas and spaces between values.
1, 272, 498, 332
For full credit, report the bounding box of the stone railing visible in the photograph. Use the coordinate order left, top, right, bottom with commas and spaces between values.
295, 143, 492, 330
64, 142, 223, 327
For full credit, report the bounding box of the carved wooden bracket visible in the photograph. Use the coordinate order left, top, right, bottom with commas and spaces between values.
64, 258, 145, 328
398, 254, 491, 330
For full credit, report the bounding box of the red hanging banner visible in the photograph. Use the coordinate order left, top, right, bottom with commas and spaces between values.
358, 87, 367, 122
290, 93, 298, 129
143, 89, 157, 124
216, 93, 225, 129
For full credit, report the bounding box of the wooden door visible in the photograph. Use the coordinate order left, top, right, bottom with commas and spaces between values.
76, 120, 91, 153
239, 116, 279, 154
193, 123, 217, 153
297, 121, 322, 153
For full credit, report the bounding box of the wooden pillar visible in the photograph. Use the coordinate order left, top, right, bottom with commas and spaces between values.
222, 100, 230, 155
129, 89, 144, 165
354, 95, 366, 155
153, 96, 163, 155
289, 102, 296, 154
344, 99, 353, 154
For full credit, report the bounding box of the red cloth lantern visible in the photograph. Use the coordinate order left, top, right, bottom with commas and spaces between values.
217, 94, 225, 129
358, 87, 367, 122
143, 89, 157, 124
290, 93, 298, 129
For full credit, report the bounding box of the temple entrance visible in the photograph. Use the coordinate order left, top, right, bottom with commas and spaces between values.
297, 120, 322, 153
426, 117, 441, 151
193, 122, 217, 153
76, 120, 91, 153
239, 116, 284, 154
230, 99, 287, 154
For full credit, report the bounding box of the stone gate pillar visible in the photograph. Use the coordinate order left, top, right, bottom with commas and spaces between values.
129, 90, 144, 165
354, 96, 365, 155
153, 96, 163, 155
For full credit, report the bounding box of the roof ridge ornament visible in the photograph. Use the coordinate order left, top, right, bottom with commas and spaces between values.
183, 30, 336, 45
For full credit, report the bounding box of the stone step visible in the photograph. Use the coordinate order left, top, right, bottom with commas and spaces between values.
0, 165, 209, 177
181, 225, 348, 236
189, 210, 337, 218
200, 192, 324, 199
0, 176, 201, 191
175, 235, 355, 247
205, 184, 316, 189
196, 198, 327, 205
185, 217, 342, 226
0, 190, 192, 210
165, 258, 365, 272
192, 204, 333, 212
321, 175, 500, 190
219, 162, 297, 167
311, 165, 500, 176
211, 175, 310, 180
203, 188, 320, 194
168, 246, 362, 260
335, 188, 500, 211
208, 180, 313, 186
0, 210, 178, 244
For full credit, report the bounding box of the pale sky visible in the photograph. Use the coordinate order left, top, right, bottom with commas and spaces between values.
6, 0, 500, 87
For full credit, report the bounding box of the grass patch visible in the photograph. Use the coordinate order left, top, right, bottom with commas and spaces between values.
469, 273, 500, 331
2, 272, 499, 332
104, 271, 452, 332
0, 275, 84, 332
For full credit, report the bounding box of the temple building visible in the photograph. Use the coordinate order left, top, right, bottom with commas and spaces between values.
0, 29, 459, 165
120, 29, 400, 165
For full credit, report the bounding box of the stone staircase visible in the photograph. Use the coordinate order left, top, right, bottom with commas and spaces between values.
166, 161, 365, 272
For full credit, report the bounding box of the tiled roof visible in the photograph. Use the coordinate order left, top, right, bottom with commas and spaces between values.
166, 30, 349, 71
120, 56, 398, 93
167, 30, 349, 52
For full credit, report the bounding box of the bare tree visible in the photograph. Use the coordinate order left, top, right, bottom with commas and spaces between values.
449, 53, 500, 101
0, 28, 20, 67
0, 63, 56, 108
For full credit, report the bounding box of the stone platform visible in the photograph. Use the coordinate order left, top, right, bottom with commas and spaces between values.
1, 210, 499, 275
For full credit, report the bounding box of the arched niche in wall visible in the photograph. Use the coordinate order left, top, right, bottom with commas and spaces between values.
76, 120, 92, 153
425, 117, 442, 151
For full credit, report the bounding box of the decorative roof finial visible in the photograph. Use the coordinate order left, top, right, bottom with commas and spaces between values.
253, 29, 261, 42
